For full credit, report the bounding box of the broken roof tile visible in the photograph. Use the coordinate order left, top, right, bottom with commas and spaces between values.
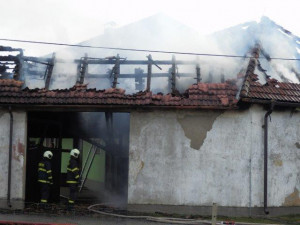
239, 44, 300, 104
240, 65, 300, 103
0, 79, 238, 109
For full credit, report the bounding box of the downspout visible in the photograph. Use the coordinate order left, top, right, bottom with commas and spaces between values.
263, 103, 274, 214
7, 106, 13, 207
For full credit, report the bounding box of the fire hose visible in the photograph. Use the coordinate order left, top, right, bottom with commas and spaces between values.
87, 203, 211, 224
87, 204, 281, 225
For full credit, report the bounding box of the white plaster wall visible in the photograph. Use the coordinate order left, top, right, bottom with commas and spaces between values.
0, 110, 27, 207
248, 106, 300, 207
266, 108, 300, 206
128, 105, 300, 207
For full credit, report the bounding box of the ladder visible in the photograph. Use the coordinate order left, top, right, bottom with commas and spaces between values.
78, 145, 98, 192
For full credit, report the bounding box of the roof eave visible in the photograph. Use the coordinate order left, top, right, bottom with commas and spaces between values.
241, 98, 300, 107
0, 103, 238, 112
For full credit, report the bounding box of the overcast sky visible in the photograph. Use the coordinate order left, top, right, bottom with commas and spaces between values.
1, 0, 300, 56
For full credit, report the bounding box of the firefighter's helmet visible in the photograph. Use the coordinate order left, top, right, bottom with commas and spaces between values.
43, 151, 53, 159
70, 149, 80, 158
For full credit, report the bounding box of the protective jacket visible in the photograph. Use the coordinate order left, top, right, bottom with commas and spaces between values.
38, 158, 53, 184
66, 157, 80, 184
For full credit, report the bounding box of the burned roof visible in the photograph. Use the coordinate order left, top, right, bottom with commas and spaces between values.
1, 43, 299, 109
240, 45, 300, 105
0, 79, 238, 109
0, 45, 240, 109
240, 73, 300, 103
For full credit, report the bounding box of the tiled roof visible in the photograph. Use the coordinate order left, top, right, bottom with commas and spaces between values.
240, 46, 300, 104
0, 79, 238, 109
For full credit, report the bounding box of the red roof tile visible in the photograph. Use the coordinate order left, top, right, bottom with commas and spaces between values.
0, 79, 238, 109
240, 59, 300, 104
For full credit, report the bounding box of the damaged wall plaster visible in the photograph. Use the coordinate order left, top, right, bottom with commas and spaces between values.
129, 109, 252, 206
283, 188, 300, 206
0, 111, 27, 209
13, 140, 25, 162
129, 106, 300, 208
177, 112, 222, 150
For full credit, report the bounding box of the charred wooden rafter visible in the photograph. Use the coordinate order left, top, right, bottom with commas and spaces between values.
44, 53, 56, 90
13, 51, 24, 80
170, 55, 177, 94
111, 54, 121, 88
76, 53, 89, 84
1, 46, 205, 92
0, 46, 23, 80
74, 59, 197, 65
196, 63, 201, 83
85, 72, 194, 79
134, 68, 145, 91
146, 54, 162, 91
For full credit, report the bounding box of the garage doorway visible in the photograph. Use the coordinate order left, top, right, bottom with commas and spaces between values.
25, 111, 130, 207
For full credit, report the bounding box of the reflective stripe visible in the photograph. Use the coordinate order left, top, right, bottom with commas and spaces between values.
68, 200, 74, 204
38, 168, 47, 172
48, 176, 53, 179
40, 199, 47, 203
66, 180, 78, 184
75, 175, 80, 179
38, 180, 50, 183
38, 163, 45, 167
67, 167, 79, 172
47, 170, 52, 173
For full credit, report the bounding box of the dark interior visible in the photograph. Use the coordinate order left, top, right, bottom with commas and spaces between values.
25, 111, 130, 207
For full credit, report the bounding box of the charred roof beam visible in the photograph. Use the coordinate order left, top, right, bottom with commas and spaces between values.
76, 53, 88, 84
74, 59, 197, 65
146, 54, 162, 92
195, 63, 201, 83
146, 55, 152, 92
86, 72, 194, 79
44, 53, 56, 90
134, 68, 145, 91
0, 46, 23, 81
0, 46, 23, 52
170, 55, 178, 94
110, 54, 121, 88
13, 51, 24, 81
257, 60, 271, 80
23, 57, 52, 66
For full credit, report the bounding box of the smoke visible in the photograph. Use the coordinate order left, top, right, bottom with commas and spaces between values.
254, 18, 300, 83
23, 14, 300, 92
21, 14, 244, 93
50, 51, 77, 89
211, 16, 300, 84
59, 112, 130, 206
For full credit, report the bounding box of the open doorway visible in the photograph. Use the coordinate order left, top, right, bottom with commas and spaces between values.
25, 111, 130, 207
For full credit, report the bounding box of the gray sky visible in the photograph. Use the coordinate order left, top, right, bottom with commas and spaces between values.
1, 0, 300, 56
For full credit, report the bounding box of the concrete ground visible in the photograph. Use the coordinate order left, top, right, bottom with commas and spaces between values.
0, 213, 170, 225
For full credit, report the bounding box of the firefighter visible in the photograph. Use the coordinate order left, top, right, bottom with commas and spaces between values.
66, 148, 80, 208
38, 150, 53, 206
